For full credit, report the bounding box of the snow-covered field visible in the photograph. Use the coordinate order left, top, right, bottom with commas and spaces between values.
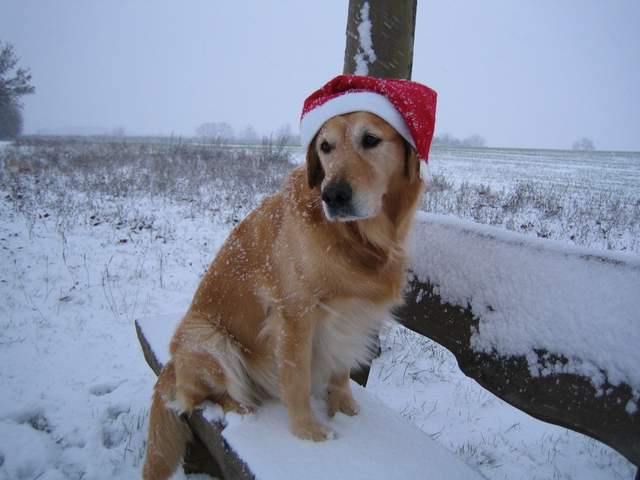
0, 138, 636, 479
423, 146, 640, 254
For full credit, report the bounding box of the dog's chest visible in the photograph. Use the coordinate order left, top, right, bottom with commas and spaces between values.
310, 299, 390, 391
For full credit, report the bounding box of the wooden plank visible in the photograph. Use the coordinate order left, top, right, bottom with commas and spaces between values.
186, 413, 255, 480
183, 435, 223, 477
396, 278, 640, 467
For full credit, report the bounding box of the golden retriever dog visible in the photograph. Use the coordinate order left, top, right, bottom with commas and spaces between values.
142, 111, 425, 479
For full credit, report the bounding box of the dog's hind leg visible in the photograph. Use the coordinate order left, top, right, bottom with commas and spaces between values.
173, 349, 251, 414
143, 352, 248, 479
143, 361, 192, 480
327, 370, 359, 417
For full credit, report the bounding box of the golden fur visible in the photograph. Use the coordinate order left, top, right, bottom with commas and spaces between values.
142, 112, 425, 479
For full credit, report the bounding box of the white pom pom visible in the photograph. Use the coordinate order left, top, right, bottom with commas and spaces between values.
419, 161, 431, 183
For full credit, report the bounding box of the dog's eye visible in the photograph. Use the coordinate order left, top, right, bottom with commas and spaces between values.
362, 133, 381, 149
320, 141, 332, 154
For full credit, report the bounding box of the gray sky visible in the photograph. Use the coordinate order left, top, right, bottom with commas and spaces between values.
2, 0, 639, 150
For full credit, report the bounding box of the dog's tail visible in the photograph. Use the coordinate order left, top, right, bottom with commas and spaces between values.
143, 361, 192, 480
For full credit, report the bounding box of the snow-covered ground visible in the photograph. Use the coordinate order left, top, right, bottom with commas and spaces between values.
0, 139, 636, 479
370, 325, 635, 480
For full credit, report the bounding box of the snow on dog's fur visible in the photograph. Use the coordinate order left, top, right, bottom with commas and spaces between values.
142, 112, 425, 479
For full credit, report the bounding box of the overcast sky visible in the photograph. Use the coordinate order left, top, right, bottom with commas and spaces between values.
2, 1, 639, 150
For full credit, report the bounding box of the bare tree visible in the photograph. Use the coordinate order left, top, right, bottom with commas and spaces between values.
239, 125, 259, 143
572, 137, 595, 151
195, 122, 235, 143
273, 124, 296, 146
462, 134, 486, 148
434, 133, 486, 148
343, 0, 417, 79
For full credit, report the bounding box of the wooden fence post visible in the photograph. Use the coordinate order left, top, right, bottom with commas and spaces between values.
343, 0, 417, 80
342, 0, 417, 387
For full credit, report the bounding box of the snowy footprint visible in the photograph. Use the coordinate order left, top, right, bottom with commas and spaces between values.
89, 380, 124, 397
0, 408, 60, 479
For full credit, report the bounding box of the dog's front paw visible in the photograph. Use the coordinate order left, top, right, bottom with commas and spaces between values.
291, 418, 335, 441
327, 389, 360, 417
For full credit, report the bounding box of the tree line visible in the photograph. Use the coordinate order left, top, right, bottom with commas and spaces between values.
432, 133, 487, 148
195, 122, 299, 146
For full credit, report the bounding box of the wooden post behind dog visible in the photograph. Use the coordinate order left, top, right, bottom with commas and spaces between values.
343, 0, 417, 80
343, 0, 418, 388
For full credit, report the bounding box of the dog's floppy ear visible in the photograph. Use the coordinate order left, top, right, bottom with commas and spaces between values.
403, 139, 419, 183
306, 138, 325, 189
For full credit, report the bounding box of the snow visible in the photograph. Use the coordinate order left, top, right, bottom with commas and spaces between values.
428, 147, 640, 198
224, 385, 481, 480
353, 1, 376, 75
0, 197, 228, 479
0, 141, 635, 479
139, 313, 179, 366
0, 417, 60, 480
368, 323, 636, 480
198, 401, 224, 424
138, 314, 484, 480
409, 212, 640, 398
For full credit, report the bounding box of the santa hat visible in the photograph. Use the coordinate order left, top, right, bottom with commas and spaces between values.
300, 75, 437, 162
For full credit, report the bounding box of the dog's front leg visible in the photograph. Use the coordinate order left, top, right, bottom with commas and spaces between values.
279, 311, 333, 441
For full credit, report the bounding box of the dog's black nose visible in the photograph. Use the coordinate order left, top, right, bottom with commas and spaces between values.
322, 180, 353, 209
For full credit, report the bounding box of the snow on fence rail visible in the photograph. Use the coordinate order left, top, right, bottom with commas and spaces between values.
398, 211, 640, 467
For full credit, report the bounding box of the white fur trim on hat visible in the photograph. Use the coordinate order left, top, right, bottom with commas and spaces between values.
299, 91, 416, 152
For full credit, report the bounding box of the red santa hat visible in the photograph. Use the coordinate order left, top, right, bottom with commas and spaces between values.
300, 75, 437, 162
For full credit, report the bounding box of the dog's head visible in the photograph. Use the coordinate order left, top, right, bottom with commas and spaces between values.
306, 112, 419, 222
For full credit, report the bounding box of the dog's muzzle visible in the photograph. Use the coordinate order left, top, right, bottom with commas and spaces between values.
321, 180, 356, 220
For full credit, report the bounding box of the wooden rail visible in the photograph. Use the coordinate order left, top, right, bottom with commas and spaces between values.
393, 213, 640, 473
397, 277, 640, 467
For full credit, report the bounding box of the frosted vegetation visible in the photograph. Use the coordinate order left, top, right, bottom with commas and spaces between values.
1, 137, 291, 233
4, 138, 638, 255
425, 146, 640, 254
